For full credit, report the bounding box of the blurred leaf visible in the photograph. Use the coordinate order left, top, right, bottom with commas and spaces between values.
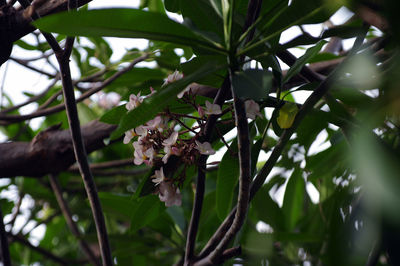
251, 184, 284, 230
100, 104, 126, 125
283, 40, 326, 84
98, 192, 135, 220
216, 139, 239, 221
130, 195, 166, 232
232, 69, 273, 100
277, 102, 298, 129
282, 168, 305, 230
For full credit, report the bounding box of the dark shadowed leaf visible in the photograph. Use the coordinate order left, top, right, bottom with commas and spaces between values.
232, 69, 273, 100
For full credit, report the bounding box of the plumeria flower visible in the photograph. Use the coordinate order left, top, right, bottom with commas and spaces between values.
134, 125, 148, 137
97, 91, 120, 109
123, 130, 135, 144
152, 167, 165, 185
134, 147, 155, 165
177, 86, 191, 99
158, 182, 182, 207
204, 100, 222, 115
162, 131, 179, 147
245, 100, 262, 120
162, 145, 181, 164
144, 116, 162, 131
195, 140, 216, 155
163, 70, 183, 86
126, 92, 143, 111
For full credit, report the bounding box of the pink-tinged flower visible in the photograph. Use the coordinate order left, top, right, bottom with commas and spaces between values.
163, 70, 183, 86
134, 147, 155, 165
152, 167, 165, 185
198, 105, 205, 117
204, 100, 222, 115
162, 145, 181, 164
98, 92, 121, 109
134, 125, 147, 137
177, 86, 191, 99
158, 182, 182, 207
126, 92, 144, 111
132, 140, 142, 151
195, 140, 216, 155
148, 87, 156, 97
123, 130, 135, 144
245, 100, 262, 120
144, 116, 162, 131
162, 131, 179, 147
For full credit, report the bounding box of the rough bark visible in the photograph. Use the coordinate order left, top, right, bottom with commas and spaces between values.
0, 0, 92, 66
0, 120, 116, 177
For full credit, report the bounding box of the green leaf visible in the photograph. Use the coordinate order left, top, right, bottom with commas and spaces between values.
34, 9, 224, 54
277, 102, 298, 129
110, 62, 224, 139
242, 0, 338, 55
181, 55, 227, 87
282, 168, 305, 230
104, 67, 166, 89
98, 192, 135, 220
100, 105, 126, 125
283, 40, 326, 84
164, 0, 180, 12
180, 0, 224, 43
130, 195, 165, 232
232, 69, 273, 100
251, 184, 284, 230
216, 139, 239, 221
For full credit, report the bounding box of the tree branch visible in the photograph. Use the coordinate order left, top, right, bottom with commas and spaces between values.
200, 68, 251, 266
51, 30, 112, 265
0, 120, 116, 177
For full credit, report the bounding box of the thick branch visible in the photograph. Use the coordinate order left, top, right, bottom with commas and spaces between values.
0, 120, 116, 177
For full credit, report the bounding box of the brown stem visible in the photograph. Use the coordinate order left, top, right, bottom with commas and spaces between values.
184, 78, 231, 265
54, 39, 113, 266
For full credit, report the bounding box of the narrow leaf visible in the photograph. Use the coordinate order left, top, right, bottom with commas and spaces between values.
216, 140, 239, 221
283, 40, 326, 83
282, 168, 305, 230
34, 9, 223, 54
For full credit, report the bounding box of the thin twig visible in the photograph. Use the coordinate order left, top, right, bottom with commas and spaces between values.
10, 57, 56, 78
0, 78, 59, 114
8, 233, 69, 265
48, 174, 100, 266
0, 54, 149, 123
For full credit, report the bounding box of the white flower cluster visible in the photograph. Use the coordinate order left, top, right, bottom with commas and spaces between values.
123, 71, 263, 207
